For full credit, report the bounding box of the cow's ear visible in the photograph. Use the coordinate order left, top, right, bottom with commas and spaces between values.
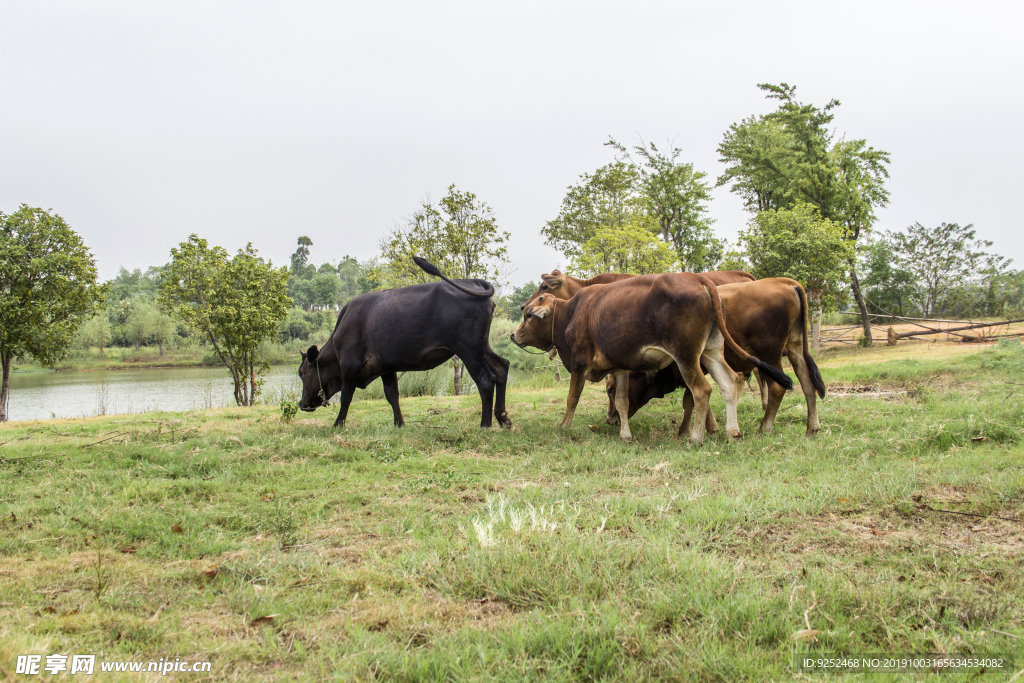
307, 345, 319, 361
532, 307, 549, 319
299, 350, 307, 360
542, 274, 564, 288
551, 269, 564, 276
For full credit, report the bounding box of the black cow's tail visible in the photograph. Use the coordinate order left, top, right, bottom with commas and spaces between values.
795, 283, 826, 398
413, 256, 494, 298
698, 275, 794, 391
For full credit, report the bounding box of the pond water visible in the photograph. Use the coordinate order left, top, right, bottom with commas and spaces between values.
4, 365, 303, 422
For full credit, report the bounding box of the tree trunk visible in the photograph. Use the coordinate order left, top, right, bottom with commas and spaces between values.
98, 344, 104, 359
452, 357, 462, 396
230, 368, 243, 406
0, 352, 11, 422
249, 358, 257, 405
811, 307, 823, 352
849, 263, 872, 346
158, 341, 164, 357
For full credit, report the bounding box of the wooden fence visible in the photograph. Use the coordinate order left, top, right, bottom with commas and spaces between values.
820, 311, 1024, 348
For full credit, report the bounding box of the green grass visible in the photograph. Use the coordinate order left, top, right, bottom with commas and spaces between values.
1, 342, 1023, 681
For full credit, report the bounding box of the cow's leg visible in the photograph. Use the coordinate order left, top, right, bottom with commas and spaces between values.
677, 362, 711, 444
461, 356, 496, 428
560, 372, 586, 428
786, 345, 821, 437
681, 388, 693, 435
700, 331, 744, 440
333, 382, 357, 428
612, 371, 633, 442
605, 375, 620, 426
485, 351, 511, 427
682, 386, 718, 434
758, 375, 788, 434
381, 371, 404, 427
705, 401, 719, 433
754, 367, 768, 411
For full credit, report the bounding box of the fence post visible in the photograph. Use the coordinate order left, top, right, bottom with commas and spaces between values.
812, 308, 822, 351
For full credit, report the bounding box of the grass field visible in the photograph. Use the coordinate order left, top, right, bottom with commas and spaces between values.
2, 341, 1023, 681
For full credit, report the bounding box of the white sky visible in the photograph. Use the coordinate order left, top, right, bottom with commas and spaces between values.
1, 0, 1021, 285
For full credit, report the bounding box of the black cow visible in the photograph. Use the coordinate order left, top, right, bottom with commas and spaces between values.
297, 257, 511, 428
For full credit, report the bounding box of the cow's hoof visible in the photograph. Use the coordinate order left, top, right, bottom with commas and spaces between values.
619, 434, 633, 443
606, 416, 619, 426
805, 429, 820, 438
728, 429, 742, 440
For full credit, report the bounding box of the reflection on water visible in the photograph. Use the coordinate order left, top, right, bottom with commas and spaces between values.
5, 365, 302, 422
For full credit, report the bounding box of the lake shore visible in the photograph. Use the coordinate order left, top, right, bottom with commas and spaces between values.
9, 344, 305, 374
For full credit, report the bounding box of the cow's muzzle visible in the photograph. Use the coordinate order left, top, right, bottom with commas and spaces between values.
510, 332, 555, 356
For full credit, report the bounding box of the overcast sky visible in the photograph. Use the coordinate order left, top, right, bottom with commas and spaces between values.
1, 1, 1021, 285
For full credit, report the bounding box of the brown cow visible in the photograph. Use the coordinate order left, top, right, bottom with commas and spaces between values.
521, 268, 756, 430
606, 278, 826, 436
511, 274, 793, 443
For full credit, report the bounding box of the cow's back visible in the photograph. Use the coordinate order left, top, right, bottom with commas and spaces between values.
567, 273, 714, 370
332, 281, 493, 367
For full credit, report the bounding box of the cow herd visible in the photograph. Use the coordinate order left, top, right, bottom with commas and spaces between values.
297, 257, 825, 444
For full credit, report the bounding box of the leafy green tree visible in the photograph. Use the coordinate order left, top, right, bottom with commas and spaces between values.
159, 235, 290, 406
290, 236, 313, 275
310, 272, 340, 310
739, 204, 854, 345
861, 233, 918, 317
0, 206, 107, 421
336, 255, 364, 306
541, 162, 647, 261
608, 137, 721, 270
503, 281, 539, 322
125, 299, 145, 349
718, 83, 890, 342
146, 305, 175, 356
378, 185, 510, 393
890, 222, 1009, 318
77, 313, 111, 358
572, 224, 681, 277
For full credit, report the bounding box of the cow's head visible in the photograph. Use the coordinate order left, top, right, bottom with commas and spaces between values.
520, 270, 573, 312
511, 294, 557, 354
297, 345, 327, 412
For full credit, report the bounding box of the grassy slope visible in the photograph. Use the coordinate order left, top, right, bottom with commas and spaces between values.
1, 343, 1023, 681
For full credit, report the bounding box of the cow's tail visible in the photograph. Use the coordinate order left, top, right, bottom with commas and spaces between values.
698, 276, 794, 391
795, 283, 826, 398
413, 256, 494, 298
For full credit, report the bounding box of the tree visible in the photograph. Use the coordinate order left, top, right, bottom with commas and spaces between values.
502, 281, 539, 322
608, 137, 721, 270
890, 222, 1008, 318
0, 206, 107, 421
738, 204, 854, 347
146, 305, 175, 356
718, 83, 890, 343
78, 313, 111, 358
159, 235, 290, 406
125, 297, 156, 349
290, 236, 313, 275
572, 224, 681, 277
860, 233, 918, 317
378, 185, 510, 393
336, 255, 365, 306
310, 272, 340, 310
541, 162, 647, 261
